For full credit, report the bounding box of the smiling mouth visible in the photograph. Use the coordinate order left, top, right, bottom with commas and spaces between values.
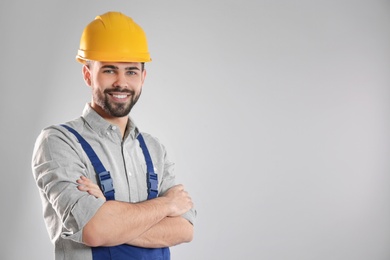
107, 93, 132, 102
105, 88, 135, 101
111, 94, 128, 99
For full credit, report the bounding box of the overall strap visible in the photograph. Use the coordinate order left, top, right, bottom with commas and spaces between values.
62, 125, 169, 259
61, 125, 158, 200
136, 133, 158, 200
60, 124, 115, 200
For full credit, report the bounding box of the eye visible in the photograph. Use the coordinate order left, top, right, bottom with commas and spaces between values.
126, 70, 138, 76
103, 69, 115, 74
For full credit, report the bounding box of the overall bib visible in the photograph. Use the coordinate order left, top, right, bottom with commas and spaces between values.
62, 125, 170, 260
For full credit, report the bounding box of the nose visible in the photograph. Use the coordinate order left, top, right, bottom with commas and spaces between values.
113, 73, 128, 89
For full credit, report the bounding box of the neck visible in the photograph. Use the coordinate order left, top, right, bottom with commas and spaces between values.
90, 103, 128, 138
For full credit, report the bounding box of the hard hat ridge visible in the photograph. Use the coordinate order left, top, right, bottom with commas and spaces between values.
76, 11, 151, 64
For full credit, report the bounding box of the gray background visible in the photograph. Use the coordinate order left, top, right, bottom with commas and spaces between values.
1, 0, 390, 259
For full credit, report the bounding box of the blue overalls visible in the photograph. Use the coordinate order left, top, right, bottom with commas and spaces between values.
62, 125, 170, 260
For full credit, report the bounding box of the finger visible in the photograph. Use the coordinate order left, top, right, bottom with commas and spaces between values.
79, 176, 94, 185
77, 185, 88, 191
81, 177, 93, 184
88, 190, 106, 200
89, 186, 102, 194
176, 184, 184, 190
77, 176, 89, 184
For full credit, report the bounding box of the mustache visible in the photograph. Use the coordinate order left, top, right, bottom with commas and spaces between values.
104, 88, 135, 95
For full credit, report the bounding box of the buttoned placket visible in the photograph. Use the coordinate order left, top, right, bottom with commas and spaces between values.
117, 125, 141, 203
100, 123, 143, 203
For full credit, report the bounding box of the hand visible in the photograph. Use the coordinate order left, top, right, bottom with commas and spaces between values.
161, 184, 193, 217
77, 176, 106, 201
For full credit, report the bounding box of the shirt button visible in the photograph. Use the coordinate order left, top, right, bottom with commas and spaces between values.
111, 125, 116, 130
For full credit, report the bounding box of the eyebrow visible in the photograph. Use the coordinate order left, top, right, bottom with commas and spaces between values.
101, 65, 140, 71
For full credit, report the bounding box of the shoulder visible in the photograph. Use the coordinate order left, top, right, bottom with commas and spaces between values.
34, 117, 86, 147
137, 132, 171, 162
138, 132, 165, 150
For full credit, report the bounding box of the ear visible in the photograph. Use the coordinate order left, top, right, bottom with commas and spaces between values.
82, 65, 92, 87
141, 69, 147, 86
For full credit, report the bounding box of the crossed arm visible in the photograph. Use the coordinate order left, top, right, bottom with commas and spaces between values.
77, 177, 194, 248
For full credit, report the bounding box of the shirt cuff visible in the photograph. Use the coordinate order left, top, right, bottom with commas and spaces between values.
182, 208, 197, 225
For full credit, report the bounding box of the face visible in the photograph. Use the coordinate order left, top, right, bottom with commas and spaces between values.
83, 61, 146, 118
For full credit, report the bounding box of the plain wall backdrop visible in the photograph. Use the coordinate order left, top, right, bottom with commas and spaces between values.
1, 0, 389, 259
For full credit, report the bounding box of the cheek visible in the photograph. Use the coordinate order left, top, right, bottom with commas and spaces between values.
95, 75, 106, 86
131, 78, 144, 91
90, 81, 103, 96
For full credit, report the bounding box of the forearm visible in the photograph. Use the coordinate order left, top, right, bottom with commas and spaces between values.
127, 216, 194, 248
83, 198, 171, 247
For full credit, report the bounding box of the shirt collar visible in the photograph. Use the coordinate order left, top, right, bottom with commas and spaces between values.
81, 103, 139, 140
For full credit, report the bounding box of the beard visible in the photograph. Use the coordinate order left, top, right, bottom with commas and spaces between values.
94, 87, 141, 117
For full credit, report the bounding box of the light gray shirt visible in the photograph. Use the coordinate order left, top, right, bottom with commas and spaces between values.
32, 104, 196, 260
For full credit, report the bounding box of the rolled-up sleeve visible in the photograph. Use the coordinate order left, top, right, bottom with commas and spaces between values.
146, 135, 197, 225
32, 127, 104, 243
161, 157, 197, 225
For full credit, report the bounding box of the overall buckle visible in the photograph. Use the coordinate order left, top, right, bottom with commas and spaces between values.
98, 171, 114, 193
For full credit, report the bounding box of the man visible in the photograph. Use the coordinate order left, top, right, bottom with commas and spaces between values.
32, 11, 196, 260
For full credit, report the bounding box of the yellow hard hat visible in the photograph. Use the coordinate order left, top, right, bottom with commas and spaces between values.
76, 11, 151, 64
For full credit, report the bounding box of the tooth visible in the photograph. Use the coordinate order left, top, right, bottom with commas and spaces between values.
113, 95, 127, 98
